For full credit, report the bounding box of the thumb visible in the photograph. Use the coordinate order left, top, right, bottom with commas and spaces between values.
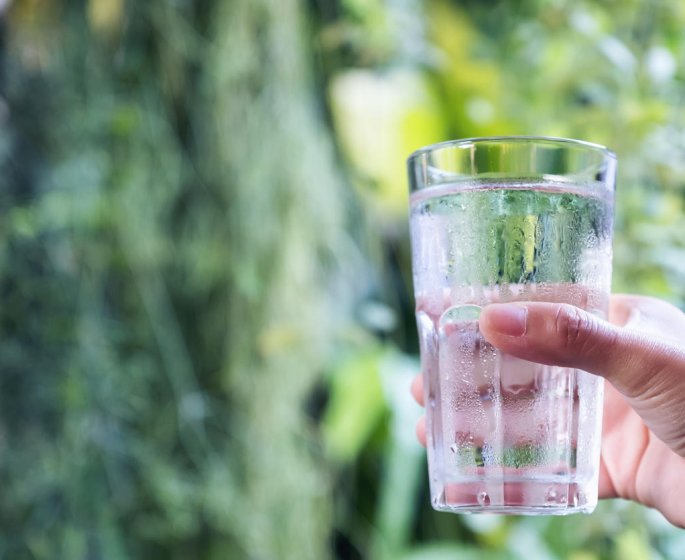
479, 302, 685, 455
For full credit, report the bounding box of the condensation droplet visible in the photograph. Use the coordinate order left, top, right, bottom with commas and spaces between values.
477, 491, 490, 506
545, 488, 558, 503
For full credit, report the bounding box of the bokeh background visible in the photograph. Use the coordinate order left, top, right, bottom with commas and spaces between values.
2, 0, 685, 558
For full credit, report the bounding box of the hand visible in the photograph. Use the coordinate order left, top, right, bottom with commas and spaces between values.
412, 294, 685, 527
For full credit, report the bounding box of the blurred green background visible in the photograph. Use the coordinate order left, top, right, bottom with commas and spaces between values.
2, 0, 685, 558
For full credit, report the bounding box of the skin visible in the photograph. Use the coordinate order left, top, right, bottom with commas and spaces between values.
412, 294, 685, 527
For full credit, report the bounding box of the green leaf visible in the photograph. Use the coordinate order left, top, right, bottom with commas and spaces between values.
322, 348, 387, 461
614, 530, 653, 560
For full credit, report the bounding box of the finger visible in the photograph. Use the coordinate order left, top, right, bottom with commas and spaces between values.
598, 454, 616, 499
479, 301, 685, 455
411, 374, 424, 406
608, 294, 638, 326
416, 415, 426, 447
479, 302, 685, 398
610, 294, 685, 344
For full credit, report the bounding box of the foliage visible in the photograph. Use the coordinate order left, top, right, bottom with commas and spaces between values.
1, 0, 684, 559
1, 1, 347, 558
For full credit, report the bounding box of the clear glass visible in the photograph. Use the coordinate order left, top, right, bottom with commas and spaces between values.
408, 137, 616, 515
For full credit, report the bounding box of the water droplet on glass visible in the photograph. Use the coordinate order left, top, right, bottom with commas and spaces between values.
479, 384, 495, 403
477, 491, 490, 506
545, 488, 558, 503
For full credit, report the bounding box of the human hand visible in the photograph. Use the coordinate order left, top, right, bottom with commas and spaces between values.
412, 294, 685, 527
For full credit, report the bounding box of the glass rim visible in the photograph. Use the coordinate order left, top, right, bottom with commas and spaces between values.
407, 135, 617, 165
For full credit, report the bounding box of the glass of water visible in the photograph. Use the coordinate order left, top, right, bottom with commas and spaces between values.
408, 137, 616, 515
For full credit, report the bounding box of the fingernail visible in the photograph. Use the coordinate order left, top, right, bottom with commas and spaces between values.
483, 304, 527, 336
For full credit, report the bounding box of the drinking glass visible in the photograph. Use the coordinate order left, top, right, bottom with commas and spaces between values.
408, 136, 616, 515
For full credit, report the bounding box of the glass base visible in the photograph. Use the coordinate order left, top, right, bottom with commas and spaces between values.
431, 479, 597, 516
432, 504, 595, 516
